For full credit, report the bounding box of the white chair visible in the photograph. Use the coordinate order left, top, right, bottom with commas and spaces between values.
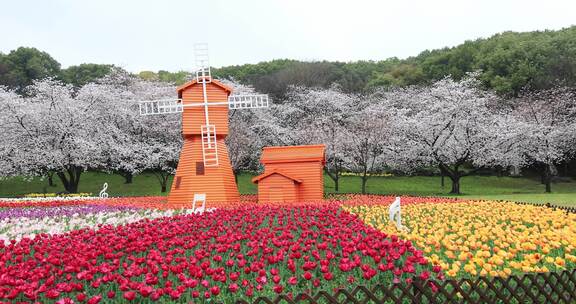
192, 193, 206, 214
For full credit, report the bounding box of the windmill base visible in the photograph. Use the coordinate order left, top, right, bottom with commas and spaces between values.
167, 136, 239, 208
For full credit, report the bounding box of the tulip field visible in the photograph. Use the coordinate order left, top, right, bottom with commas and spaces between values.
0, 195, 574, 303
345, 200, 576, 278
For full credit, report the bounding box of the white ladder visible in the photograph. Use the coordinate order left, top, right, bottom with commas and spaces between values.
194, 43, 211, 83
201, 124, 218, 167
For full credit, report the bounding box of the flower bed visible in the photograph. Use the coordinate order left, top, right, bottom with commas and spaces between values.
0, 205, 436, 303
0, 204, 136, 220
0, 196, 168, 209
2, 194, 573, 302
0, 205, 199, 245
338, 194, 462, 206
24, 193, 93, 198
346, 200, 576, 278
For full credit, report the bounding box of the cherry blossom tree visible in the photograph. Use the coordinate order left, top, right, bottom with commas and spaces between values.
0, 78, 112, 192
227, 115, 262, 181
0, 70, 181, 193
96, 69, 180, 191
221, 79, 269, 181
512, 86, 576, 192
5, 69, 572, 198
96, 69, 179, 187
344, 100, 390, 194
280, 85, 355, 191
386, 75, 525, 194
0, 87, 26, 180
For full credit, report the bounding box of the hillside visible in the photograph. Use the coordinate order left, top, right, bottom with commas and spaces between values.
2, 26, 575, 97
212, 26, 576, 97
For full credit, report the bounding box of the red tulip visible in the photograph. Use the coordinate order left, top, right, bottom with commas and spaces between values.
56, 298, 74, 304
169, 290, 181, 300
107, 291, 115, 299
123, 291, 136, 301
419, 271, 430, 280
86, 295, 102, 304
139, 286, 153, 297
228, 283, 239, 292
41, 290, 57, 299
312, 279, 320, 287
150, 291, 161, 301
273, 285, 284, 294
429, 281, 439, 293
76, 293, 86, 302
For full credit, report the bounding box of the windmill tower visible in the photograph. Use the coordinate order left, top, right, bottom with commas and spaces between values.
139, 44, 269, 207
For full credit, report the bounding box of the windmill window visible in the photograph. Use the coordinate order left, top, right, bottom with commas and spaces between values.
175, 177, 182, 189
196, 162, 205, 175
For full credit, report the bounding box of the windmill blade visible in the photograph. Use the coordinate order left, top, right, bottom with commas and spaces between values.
139, 99, 183, 115
228, 94, 270, 109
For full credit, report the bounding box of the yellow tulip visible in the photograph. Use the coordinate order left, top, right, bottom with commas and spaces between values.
344, 200, 576, 279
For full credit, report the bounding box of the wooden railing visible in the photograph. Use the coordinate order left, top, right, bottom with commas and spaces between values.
234, 269, 576, 303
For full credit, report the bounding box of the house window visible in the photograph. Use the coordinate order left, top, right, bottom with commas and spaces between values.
196, 162, 205, 175
175, 176, 182, 189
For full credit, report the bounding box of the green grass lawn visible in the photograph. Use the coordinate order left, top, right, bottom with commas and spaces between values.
321, 175, 576, 207
1, 171, 574, 206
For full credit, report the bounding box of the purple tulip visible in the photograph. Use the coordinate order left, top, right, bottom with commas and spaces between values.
0, 204, 137, 220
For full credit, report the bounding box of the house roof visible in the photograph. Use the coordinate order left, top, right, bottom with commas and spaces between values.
176, 78, 233, 94
260, 144, 326, 164
252, 169, 303, 184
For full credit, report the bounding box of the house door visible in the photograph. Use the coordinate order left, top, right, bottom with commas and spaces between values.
269, 187, 284, 202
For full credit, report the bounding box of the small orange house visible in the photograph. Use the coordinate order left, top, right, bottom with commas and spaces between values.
252, 145, 325, 203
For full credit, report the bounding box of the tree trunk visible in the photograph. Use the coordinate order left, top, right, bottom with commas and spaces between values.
119, 171, 133, 184
543, 164, 552, 193
233, 170, 239, 185
153, 171, 170, 193
449, 175, 461, 194
334, 176, 339, 192
56, 166, 82, 193
439, 164, 462, 195
47, 171, 56, 187
324, 168, 340, 192
361, 175, 368, 194
159, 174, 168, 193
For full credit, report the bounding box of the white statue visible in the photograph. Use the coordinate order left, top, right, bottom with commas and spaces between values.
99, 182, 109, 198
389, 196, 409, 231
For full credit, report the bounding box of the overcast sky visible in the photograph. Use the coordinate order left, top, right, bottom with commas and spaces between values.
1, 0, 574, 72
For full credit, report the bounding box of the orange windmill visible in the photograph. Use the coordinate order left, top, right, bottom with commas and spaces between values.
138, 44, 269, 207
